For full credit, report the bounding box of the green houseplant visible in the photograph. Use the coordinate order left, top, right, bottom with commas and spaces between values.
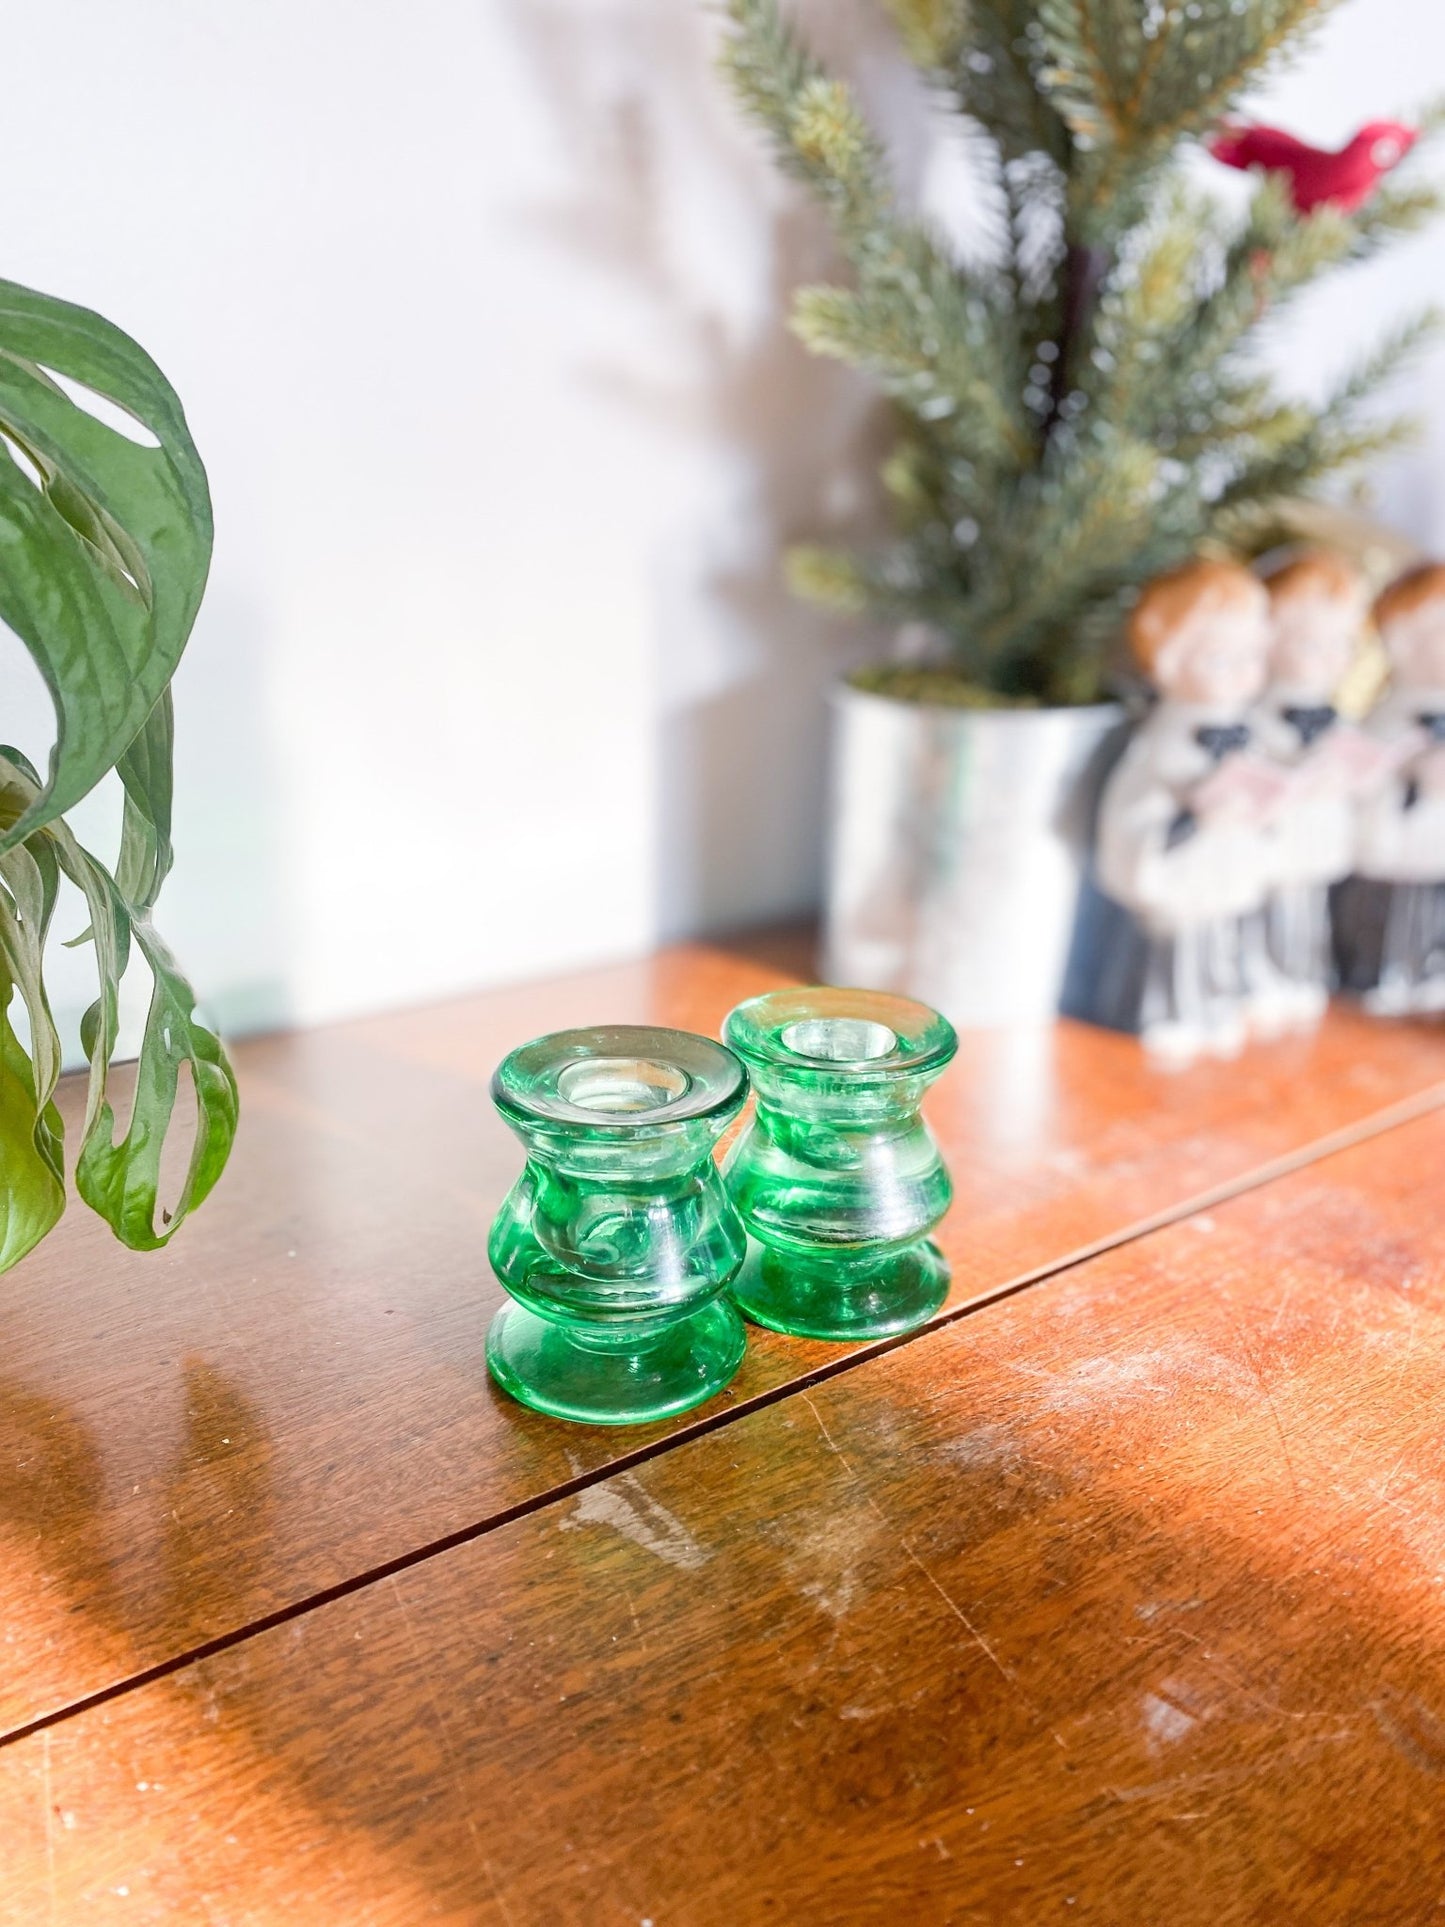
0, 277, 237, 1271
719, 0, 1441, 1023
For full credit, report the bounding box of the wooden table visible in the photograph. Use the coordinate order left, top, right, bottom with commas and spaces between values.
2, 930, 1443, 1923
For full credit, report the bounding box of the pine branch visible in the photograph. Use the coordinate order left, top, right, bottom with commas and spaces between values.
1168, 388, 1315, 464
1319, 306, 1443, 416
719, 1, 894, 243
1340, 91, 1445, 259
945, 3, 1072, 169
1079, 181, 1210, 432
786, 544, 872, 613
716, 0, 824, 177
721, 0, 1033, 466
792, 276, 1029, 469
1349, 181, 1445, 258
962, 426, 1162, 662
1212, 417, 1413, 516
1085, 179, 1355, 455
788, 537, 985, 658
1038, 0, 1344, 237
1212, 308, 1440, 510
879, 0, 968, 68
880, 435, 947, 527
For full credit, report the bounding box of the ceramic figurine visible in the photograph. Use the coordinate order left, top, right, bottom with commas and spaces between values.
1252, 550, 1372, 1025
1334, 562, 1445, 1013
1092, 557, 1280, 1063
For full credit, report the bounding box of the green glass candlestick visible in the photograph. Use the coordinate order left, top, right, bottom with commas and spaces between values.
486, 1025, 750, 1425
722, 987, 957, 1341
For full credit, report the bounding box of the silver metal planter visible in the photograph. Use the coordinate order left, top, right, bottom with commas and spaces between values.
822, 683, 1125, 1028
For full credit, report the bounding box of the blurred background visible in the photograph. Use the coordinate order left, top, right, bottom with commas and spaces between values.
2, 0, 1443, 1044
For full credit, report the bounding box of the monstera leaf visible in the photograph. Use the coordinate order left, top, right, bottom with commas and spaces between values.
0, 830, 65, 1269
0, 280, 235, 1269
0, 278, 212, 856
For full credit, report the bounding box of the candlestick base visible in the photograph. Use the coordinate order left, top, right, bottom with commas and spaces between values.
728, 1237, 949, 1342
485, 1298, 746, 1426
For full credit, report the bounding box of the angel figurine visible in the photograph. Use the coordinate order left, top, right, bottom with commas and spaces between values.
1334, 562, 1445, 1012
1251, 550, 1371, 1026
1093, 558, 1280, 1063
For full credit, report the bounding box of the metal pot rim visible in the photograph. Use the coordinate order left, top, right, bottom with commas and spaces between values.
830, 681, 1123, 725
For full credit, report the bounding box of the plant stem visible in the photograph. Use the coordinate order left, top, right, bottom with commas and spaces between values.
1044, 241, 1110, 438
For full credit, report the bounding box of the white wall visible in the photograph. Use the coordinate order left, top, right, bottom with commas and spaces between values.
1, 0, 1442, 1045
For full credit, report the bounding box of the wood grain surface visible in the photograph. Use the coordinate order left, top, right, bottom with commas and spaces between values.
3, 1103, 1443, 1924
2, 926, 1444, 1740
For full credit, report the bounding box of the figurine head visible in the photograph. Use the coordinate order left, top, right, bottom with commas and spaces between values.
1128, 558, 1270, 707
1374, 562, 1445, 691
1264, 549, 1369, 695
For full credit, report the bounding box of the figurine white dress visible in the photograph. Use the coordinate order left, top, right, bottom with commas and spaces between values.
1251, 551, 1371, 1025
1344, 563, 1445, 1012
1095, 559, 1275, 1063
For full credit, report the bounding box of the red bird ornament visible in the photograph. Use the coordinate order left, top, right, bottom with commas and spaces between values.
1209, 120, 1418, 213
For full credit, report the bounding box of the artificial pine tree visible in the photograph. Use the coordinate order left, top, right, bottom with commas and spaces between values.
719, 0, 1442, 705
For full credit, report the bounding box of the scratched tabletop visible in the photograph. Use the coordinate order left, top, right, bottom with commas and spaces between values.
2, 930, 1443, 1923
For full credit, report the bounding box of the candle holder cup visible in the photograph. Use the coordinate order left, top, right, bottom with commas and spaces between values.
722, 987, 957, 1341
486, 1026, 749, 1425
